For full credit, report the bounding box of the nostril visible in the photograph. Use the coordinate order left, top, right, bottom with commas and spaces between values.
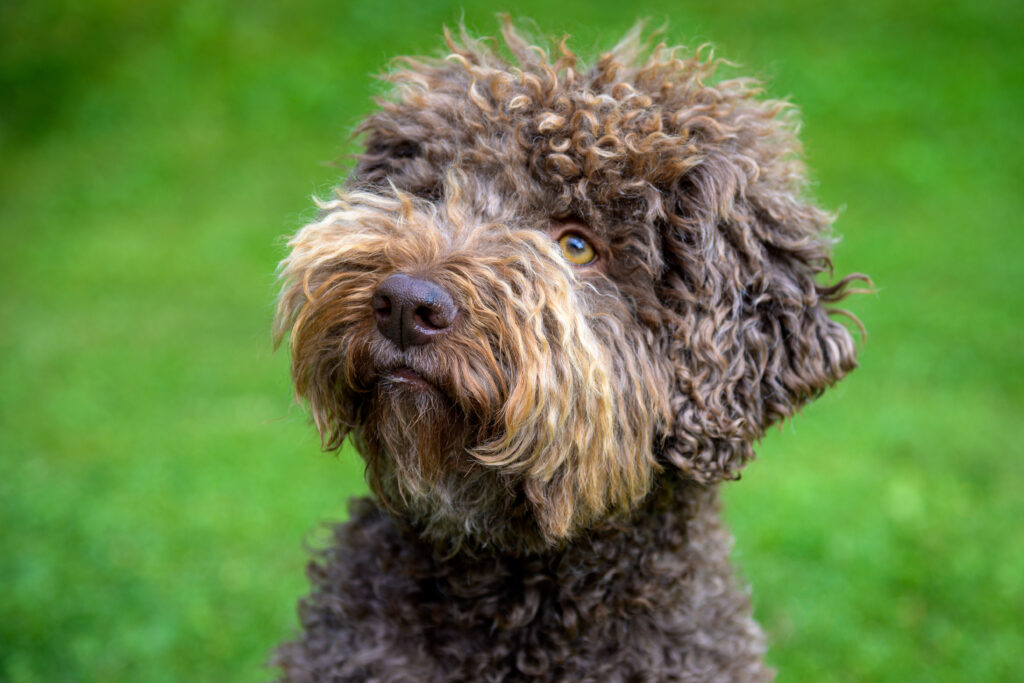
371, 293, 392, 318
415, 304, 451, 330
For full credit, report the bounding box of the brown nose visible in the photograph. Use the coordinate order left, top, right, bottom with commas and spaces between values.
371, 274, 458, 349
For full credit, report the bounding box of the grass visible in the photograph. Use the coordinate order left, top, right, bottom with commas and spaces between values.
1, 0, 1021, 680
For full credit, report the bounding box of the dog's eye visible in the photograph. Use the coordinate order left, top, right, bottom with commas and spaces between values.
557, 232, 597, 265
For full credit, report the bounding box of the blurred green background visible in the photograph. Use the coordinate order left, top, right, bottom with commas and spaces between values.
2, 0, 1021, 680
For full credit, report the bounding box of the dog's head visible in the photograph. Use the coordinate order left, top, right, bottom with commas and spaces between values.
275, 21, 865, 552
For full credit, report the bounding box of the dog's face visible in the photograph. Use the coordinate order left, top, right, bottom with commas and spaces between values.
275, 24, 862, 552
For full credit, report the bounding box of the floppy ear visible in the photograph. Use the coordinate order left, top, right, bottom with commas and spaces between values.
657, 117, 866, 484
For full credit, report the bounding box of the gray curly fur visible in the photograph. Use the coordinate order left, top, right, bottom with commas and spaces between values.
272, 18, 866, 682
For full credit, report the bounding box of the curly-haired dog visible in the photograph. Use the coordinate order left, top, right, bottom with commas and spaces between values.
272, 20, 865, 682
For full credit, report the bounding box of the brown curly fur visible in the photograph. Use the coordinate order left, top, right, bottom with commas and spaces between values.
272, 19, 866, 682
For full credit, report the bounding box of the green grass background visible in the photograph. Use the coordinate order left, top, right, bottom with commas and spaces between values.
2, 0, 1021, 680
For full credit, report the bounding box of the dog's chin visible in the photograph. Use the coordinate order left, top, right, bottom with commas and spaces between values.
353, 372, 553, 553
360, 369, 471, 485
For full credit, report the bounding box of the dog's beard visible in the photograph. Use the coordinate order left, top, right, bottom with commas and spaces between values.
358, 372, 489, 527
362, 373, 469, 489
352, 373, 544, 551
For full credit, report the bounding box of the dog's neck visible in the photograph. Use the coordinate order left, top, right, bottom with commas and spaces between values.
284, 473, 763, 679
398, 473, 724, 577
347, 472, 743, 661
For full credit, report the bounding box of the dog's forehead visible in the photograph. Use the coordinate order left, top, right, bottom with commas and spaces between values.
352, 52, 714, 214
355, 134, 666, 252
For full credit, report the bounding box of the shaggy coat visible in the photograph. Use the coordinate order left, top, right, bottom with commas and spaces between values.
273, 20, 864, 682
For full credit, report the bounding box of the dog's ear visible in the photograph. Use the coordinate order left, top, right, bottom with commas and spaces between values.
656, 102, 866, 484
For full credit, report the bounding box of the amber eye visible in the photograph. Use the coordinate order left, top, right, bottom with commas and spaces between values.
557, 232, 597, 265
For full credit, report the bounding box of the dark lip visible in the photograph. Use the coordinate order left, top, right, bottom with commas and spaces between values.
384, 366, 439, 391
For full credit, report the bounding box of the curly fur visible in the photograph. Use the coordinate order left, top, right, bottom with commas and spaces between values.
272, 18, 865, 682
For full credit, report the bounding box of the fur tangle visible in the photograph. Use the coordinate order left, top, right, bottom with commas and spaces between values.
273, 18, 865, 682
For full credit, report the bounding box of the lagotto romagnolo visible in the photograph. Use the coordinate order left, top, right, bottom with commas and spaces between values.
272, 19, 866, 682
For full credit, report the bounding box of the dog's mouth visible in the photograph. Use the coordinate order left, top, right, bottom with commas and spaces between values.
385, 366, 434, 388
377, 363, 447, 396
368, 359, 465, 427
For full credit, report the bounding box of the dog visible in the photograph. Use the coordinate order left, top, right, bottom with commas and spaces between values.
272, 19, 865, 682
